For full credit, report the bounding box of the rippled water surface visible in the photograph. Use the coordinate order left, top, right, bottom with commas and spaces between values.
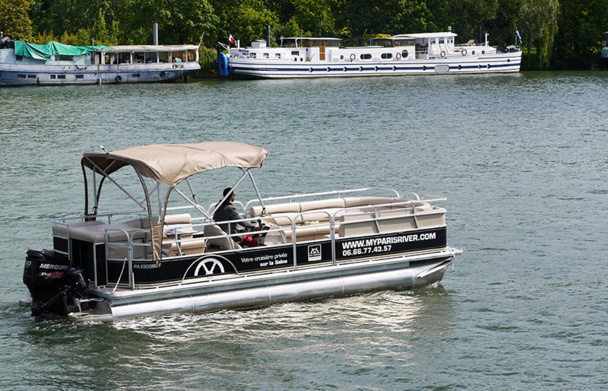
1, 72, 607, 390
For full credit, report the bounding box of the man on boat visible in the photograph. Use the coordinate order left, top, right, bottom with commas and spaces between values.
213, 187, 259, 247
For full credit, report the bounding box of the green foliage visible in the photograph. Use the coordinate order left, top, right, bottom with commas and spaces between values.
212, 0, 279, 45
32, 29, 56, 44
198, 45, 218, 75
292, 0, 335, 36
552, 0, 608, 69
514, 0, 560, 69
0, 0, 35, 41
126, 0, 217, 45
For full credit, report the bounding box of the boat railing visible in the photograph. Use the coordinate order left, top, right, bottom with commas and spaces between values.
51, 210, 148, 263
243, 187, 402, 214
51, 209, 146, 226
104, 227, 152, 289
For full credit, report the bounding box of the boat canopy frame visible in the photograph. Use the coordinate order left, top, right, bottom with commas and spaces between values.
80, 142, 268, 260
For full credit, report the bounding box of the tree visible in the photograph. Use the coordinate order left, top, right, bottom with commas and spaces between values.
292, 0, 336, 36
444, 0, 498, 43
552, 0, 608, 68
126, 0, 217, 44
0, 0, 34, 41
517, 0, 559, 69
212, 0, 279, 45
333, 0, 447, 43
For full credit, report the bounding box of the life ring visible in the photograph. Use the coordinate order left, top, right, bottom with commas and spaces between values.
396, 52, 401, 60
115, 75, 122, 82
461, 49, 467, 56
440, 51, 446, 58
350, 53, 356, 61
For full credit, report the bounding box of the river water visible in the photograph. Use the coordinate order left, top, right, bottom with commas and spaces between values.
1, 72, 607, 390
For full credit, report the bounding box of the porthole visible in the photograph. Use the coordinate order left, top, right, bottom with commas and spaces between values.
402, 50, 409, 59
481, 50, 485, 55
381, 53, 393, 59
360, 54, 372, 60
472, 51, 476, 55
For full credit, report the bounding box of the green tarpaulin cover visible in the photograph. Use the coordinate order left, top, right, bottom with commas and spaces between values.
14, 41, 109, 61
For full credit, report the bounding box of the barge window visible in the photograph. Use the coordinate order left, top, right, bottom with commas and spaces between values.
57, 75, 66, 79
394, 39, 414, 46
291, 51, 299, 56
17, 74, 26, 79
251, 53, 257, 58
16, 55, 23, 61
132, 73, 140, 78
76, 75, 84, 79
27, 75, 37, 79
360, 53, 372, 60
275, 53, 281, 59
381, 53, 393, 59
50, 75, 56, 79
59, 55, 73, 61
263, 53, 269, 58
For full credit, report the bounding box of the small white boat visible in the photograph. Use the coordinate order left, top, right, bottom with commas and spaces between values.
0, 39, 200, 86
222, 31, 521, 79
21, 142, 462, 322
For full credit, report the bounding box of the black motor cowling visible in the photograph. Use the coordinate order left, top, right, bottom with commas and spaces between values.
23, 249, 88, 316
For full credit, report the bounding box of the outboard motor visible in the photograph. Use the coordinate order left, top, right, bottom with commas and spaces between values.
23, 249, 89, 316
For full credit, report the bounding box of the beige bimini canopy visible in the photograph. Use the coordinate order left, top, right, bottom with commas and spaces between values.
82, 142, 268, 187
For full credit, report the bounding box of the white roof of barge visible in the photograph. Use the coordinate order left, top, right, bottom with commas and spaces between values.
82, 142, 268, 187
97, 44, 200, 53
392, 32, 458, 39
283, 37, 341, 41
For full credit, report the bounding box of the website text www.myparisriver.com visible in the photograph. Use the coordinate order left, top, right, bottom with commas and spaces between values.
340, 232, 437, 257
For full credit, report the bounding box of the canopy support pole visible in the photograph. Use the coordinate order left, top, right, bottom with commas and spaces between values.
247, 170, 267, 216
